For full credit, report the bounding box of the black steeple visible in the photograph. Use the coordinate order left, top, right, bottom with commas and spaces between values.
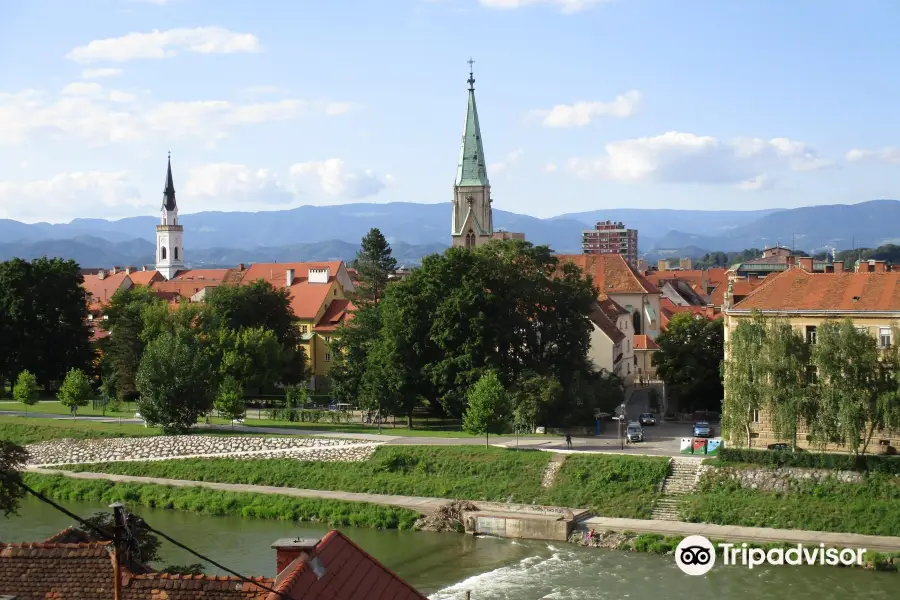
163, 152, 177, 211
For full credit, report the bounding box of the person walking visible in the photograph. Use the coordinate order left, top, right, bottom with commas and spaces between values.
565, 433, 572, 449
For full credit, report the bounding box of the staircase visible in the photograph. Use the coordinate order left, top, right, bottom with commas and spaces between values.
650, 457, 703, 521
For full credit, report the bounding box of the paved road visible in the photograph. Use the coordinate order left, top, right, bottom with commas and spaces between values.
29, 467, 900, 552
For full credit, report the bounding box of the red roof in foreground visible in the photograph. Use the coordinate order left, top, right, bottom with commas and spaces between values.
272, 530, 428, 600
633, 334, 659, 350
733, 268, 900, 312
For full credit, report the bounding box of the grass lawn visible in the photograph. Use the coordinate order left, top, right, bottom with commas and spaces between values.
0, 400, 135, 419
70, 446, 553, 503
541, 454, 670, 519
679, 469, 900, 537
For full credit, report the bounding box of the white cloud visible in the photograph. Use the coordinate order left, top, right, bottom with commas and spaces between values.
489, 148, 524, 173
738, 174, 775, 191
81, 68, 123, 79
846, 147, 900, 165
324, 101, 356, 116
566, 131, 831, 188
183, 163, 293, 208
66, 27, 260, 63
289, 159, 389, 199
479, 0, 616, 14
0, 87, 353, 145
543, 162, 558, 173
529, 90, 641, 127
0, 171, 149, 223
61, 82, 103, 97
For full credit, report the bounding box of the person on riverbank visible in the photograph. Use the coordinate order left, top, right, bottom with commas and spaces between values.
565, 433, 572, 449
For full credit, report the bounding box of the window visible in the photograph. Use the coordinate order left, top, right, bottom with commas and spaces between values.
160, 246, 167, 260
324, 335, 331, 343
173, 247, 179, 260
627, 363, 631, 374
324, 353, 331, 362
806, 365, 818, 384
752, 409, 759, 424
333, 289, 337, 296
300, 325, 308, 334
88, 314, 94, 321
880, 328, 892, 348
805, 326, 817, 344
627, 340, 631, 352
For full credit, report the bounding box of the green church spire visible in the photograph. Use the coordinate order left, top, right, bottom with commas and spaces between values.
455, 58, 490, 187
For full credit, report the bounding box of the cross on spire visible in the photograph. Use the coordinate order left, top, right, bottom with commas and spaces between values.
467, 57, 475, 91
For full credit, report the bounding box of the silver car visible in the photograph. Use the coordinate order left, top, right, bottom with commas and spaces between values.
626, 422, 644, 443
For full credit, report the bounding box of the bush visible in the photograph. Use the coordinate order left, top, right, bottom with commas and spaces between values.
719, 447, 900, 474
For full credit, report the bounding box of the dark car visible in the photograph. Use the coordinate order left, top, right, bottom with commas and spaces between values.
639, 413, 656, 426
767, 443, 804, 452
692, 421, 712, 438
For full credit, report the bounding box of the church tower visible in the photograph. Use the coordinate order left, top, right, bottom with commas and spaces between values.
451, 59, 493, 249
155, 153, 184, 280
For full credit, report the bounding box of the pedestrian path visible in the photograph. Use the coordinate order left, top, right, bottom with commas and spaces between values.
28, 467, 900, 552
650, 456, 703, 520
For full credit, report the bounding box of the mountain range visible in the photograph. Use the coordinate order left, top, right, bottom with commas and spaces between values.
0, 200, 896, 268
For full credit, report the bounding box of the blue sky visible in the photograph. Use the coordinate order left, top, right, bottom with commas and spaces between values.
2, 0, 900, 223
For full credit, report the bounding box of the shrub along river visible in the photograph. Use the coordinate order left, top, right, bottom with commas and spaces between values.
2, 497, 896, 599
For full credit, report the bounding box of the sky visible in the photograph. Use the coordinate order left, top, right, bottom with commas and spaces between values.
3, 0, 900, 224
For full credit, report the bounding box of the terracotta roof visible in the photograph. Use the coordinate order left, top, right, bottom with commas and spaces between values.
633, 334, 659, 350
733, 268, 900, 312
271, 530, 428, 600
151, 269, 238, 299
709, 278, 765, 307
43, 527, 94, 544
556, 254, 660, 295
122, 573, 272, 599
240, 261, 343, 288
645, 270, 706, 289
597, 295, 628, 321
589, 303, 625, 344
83, 272, 129, 304
128, 270, 163, 286
706, 268, 727, 286
313, 299, 357, 332
0, 541, 116, 599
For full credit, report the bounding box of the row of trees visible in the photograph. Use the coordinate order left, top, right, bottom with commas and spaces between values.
99, 282, 307, 432
331, 237, 626, 429
723, 314, 900, 455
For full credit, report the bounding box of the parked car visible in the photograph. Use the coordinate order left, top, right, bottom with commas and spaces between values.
692, 421, 712, 438
639, 413, 656, 426
767, 443, 804, 452
626, 422, 644, 443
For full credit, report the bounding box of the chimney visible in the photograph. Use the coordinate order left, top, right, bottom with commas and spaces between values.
272, 538, 319, 575
286, 268, 295, 287
110, 266, 118, 275
238, 263, 245, 272
705, 304, 716, 319
786, 256, 797, 268
798, 257, 814, 271
125, 266, 132, 275
142, 265, 148, 271
872, 260, 887, 273
834, 261, 844, 273
98, 270, 106, 280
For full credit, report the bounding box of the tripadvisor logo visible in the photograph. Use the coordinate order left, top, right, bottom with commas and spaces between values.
675, 535, 866, 576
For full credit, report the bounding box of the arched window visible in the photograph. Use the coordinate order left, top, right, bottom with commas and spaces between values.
465, 230, 475, 250
632, 310, 642, 335
174, 247, 179, 260
160, 246, 167, 260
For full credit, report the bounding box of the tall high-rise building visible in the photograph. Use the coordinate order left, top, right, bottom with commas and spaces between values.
582, 221, 639, 267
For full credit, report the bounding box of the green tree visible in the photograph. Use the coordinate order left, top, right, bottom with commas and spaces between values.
759, 317, 811, 450
722, 314, 767, 447
215, 327, 283, 394
99, 286, 164, 403
0, 257, 94, 389
215, 375, 246, 427
463, 371, 510, 446
0, 440, 28, 517
511, 373, 561, 433
353, 227, 397, 305
12, 370, 39, 415
652, 313, 724, 412
329, 303, 383, 405
57, 368, 93, 418
135, 330, 217, 434
78, 511, 161, 563
810, 319, 885, 455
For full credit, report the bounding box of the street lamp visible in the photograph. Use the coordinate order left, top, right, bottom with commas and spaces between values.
618, 403, 626, 450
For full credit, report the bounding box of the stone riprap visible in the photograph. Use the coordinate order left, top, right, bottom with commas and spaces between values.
699, 464, 863, 493
25, 435, 380, 467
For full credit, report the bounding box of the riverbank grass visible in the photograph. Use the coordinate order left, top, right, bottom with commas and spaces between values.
0, 416, 162, 444
23, 473, 420, 530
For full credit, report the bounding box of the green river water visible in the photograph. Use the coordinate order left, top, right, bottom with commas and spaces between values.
2, 497, 897, 599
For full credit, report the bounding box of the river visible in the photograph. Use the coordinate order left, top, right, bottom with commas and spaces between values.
2, 497, 896, 599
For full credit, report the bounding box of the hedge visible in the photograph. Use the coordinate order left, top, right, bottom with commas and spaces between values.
718, 447, 900, 474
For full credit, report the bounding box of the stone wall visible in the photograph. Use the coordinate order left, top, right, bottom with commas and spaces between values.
25, 436, 378, 467
698, 463, 864, 493
745, 408, 899, 452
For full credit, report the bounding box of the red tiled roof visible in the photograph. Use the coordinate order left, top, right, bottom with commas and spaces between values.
240, 262, 345, 320
271, 530, 428, 600
314, 299, 357, 332
129, 270, 163, 286
556, 254, 660, 295
151, 269, 238, 299
83, 272, 129, 304
633, 334, 659, 350
597, 295, 628, 321
122, 573, 272, 599
0, 541, 116, 599
589, 303, 625, 344
733, 268, 900, 312
645, 270, 706, 289
709, 278, 766, 307
706, 268, 727, 286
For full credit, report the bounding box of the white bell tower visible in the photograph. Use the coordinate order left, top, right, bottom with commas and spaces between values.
156, 152, 184, 280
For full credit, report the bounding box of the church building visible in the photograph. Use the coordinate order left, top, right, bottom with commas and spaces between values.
451, 61, 495, 249
156, 153, 184, 280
